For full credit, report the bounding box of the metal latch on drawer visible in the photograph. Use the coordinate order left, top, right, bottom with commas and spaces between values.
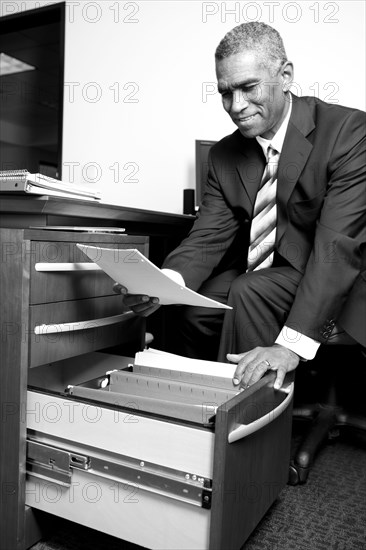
26, 440, 212, 509
27, 440, 89, 487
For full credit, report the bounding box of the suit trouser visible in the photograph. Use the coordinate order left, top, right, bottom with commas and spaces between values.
164, 265, 303, 361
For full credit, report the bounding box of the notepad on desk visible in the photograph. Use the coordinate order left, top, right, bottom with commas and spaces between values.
0, 169, 101, 201
77, 244, 232, 310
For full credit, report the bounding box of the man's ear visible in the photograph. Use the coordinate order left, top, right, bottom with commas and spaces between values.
281, 61, 294, 92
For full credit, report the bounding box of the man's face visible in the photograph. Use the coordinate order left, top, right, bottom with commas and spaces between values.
216, 51, 293, 139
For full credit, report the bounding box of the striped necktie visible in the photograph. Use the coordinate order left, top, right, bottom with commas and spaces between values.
247, 146, 279, 271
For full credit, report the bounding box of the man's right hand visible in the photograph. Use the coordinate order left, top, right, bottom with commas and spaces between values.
113, 283, 161, 317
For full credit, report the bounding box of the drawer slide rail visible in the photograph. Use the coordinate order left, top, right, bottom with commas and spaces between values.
26, 439, 212, 509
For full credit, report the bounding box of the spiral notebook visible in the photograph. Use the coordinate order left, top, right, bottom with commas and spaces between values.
0, 169, 101, 200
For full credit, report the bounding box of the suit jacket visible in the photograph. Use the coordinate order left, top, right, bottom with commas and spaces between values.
163, 95, 366, 346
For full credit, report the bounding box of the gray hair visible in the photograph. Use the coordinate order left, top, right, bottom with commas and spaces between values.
215, 22, 288, 75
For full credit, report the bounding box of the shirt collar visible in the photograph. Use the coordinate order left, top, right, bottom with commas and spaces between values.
255, 96, 292, 158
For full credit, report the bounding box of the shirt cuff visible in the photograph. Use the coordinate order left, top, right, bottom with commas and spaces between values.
275, 326, 320, 360
161, 268, 186, 286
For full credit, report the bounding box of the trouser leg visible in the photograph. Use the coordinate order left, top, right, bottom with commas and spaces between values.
164, 269, 240, 360
217, 266, 303, 361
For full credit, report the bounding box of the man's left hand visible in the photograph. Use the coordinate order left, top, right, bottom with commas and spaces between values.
227, 344, 300, 390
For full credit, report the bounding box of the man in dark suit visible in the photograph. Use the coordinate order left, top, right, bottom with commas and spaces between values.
116, 22, 366, 390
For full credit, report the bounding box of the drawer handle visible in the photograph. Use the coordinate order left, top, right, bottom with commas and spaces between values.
228, 382, 294, 443
35, 262, 102, 272
34, 312, 133, 334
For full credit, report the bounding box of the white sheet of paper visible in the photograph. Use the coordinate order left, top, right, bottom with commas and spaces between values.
77, 245, 232, 309
135, 348, 237, 378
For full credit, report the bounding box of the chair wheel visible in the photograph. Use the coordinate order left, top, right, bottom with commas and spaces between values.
288, 462, 310, 485
288, 463, 300, 485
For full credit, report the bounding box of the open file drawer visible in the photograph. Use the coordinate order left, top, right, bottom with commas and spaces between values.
26, 352, 294, 550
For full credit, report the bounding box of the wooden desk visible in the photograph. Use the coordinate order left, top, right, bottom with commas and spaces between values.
0, 195, 194, 265
0, 195, 195, 350
0, 197, 193, 549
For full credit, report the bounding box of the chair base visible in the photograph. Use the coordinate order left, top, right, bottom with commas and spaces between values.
289, 406, 366, 485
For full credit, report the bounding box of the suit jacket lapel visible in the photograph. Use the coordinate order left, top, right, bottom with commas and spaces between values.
276, 95, 315, 242
234, 132, 266, 209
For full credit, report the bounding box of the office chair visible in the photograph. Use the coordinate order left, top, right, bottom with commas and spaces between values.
289, 327, 366, 485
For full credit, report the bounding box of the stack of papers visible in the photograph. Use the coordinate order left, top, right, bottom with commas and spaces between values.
135, 348, 237, 379
0, 169, 101, 201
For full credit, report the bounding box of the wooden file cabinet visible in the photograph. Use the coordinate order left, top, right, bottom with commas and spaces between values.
0, 226, 294, 550
24, 353, 294, 550
0, 228, 148, 550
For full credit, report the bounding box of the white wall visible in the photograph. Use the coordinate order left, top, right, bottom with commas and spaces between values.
2, 1, 365, 213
